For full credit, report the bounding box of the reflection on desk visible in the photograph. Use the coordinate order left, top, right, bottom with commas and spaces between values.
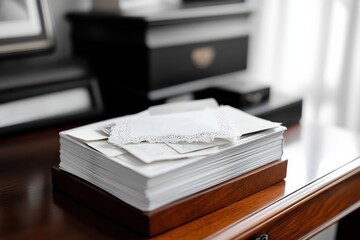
284, 123, 360, 194
0, 123, 360, 239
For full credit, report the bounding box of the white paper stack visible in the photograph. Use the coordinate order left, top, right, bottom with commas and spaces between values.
59, 99, 286, 211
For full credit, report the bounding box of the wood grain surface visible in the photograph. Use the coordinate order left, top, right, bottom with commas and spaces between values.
1, 124, 360, 239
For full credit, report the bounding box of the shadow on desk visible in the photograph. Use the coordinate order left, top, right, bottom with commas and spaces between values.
52, 191, 139, 239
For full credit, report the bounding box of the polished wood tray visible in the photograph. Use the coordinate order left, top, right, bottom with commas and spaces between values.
52, 159, 287, 237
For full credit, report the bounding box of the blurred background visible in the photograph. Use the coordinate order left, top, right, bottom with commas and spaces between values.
0, 0, 90, 65
248, 0, 360, 133
2, 0, 359, 135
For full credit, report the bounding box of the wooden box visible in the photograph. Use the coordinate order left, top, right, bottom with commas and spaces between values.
52, 159, 287, 237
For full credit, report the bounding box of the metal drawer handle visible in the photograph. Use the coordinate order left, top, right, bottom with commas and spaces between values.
256, 233, 269, 240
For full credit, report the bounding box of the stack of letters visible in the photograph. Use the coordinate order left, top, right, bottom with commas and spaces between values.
58, 99, 286, 211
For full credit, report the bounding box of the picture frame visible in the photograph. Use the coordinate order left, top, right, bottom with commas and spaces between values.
0, 0, 55, 57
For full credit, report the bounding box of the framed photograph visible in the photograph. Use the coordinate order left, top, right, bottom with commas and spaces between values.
0, 0, 54, 57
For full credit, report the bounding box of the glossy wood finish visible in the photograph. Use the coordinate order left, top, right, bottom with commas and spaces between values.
210, 157, 360, 239
51, 160, 288, 237
1, 123, 360, 239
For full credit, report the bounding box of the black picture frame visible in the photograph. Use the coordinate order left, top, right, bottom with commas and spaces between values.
0, 0, 55, 57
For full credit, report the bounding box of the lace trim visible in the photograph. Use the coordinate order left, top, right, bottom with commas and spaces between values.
108, 108, 237, 146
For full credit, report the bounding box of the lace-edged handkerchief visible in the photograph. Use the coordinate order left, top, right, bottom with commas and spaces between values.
108, 108, 238, 146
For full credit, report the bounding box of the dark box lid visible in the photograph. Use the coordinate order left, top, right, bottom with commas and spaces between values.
67, 1, 254, 48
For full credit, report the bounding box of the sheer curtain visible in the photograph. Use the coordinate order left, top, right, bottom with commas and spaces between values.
248, 0, 360, 132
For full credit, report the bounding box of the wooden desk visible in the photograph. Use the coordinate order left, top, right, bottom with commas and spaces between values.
1, 123, 360, 239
